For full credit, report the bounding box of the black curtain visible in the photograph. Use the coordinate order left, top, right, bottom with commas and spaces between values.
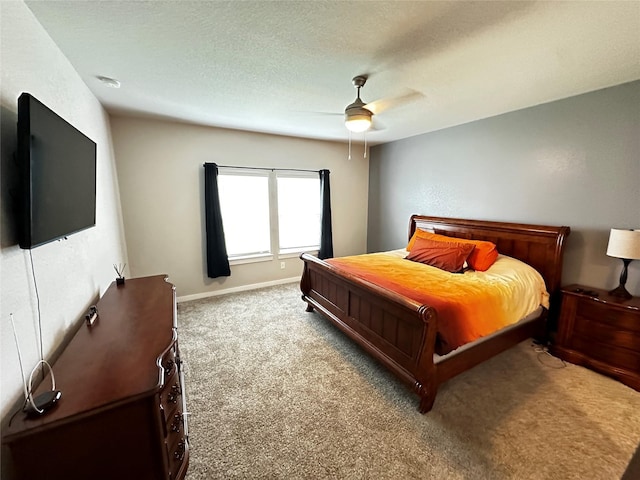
204, 163, 231, 278
318, 169, 333, 259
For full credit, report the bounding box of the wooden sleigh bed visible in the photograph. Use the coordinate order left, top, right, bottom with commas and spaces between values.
300, 215, 570, 413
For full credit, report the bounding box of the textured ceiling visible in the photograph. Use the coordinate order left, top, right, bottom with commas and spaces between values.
25, 1, 640, 145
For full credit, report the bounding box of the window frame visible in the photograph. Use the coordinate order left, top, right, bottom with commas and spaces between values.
217, 168, 273, 263
275, 171, 321, 256
217, 168, 320, 265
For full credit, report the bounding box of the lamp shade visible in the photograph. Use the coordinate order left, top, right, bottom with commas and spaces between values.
606, 229, 640, 260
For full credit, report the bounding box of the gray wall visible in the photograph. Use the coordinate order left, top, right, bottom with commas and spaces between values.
368, 81, 640, 296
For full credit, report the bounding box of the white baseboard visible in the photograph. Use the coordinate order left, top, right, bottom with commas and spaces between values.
177, 276, 301, 303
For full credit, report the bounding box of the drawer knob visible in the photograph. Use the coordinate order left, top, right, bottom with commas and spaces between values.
168, 383, 181, 404
174, 440, 186, 461
171, 413, 183, 433
164, 359, 175, 376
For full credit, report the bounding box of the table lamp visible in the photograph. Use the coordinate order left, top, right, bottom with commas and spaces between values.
606, 228, 640, 299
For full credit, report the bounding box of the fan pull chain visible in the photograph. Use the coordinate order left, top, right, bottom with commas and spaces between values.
364, 131, 367, 159
348, 130, 352, 160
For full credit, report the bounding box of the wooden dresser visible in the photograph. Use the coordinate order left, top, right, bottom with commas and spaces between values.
551, 284, 640, 391
2, 275, 189, 480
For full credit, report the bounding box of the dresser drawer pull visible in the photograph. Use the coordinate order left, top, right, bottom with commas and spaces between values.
164, 359, 175, 376
171, 413, 183, 433
168, 383, 181, 404
174, 440, 186, 461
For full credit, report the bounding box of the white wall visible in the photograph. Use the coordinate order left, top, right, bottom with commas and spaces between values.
110, 115, 369, 299
0, 1, 128, 419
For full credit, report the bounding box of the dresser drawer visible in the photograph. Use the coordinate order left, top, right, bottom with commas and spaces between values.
167, 432, 189, 479
164, 391, 188, 480
160, 368, 183, 417
162, 343, 178, 379
572, 315, 640, 352
576, 300, 640, 333
167, 410, 185, 436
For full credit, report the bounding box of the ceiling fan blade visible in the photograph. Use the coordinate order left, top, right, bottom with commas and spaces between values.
365, 89, 425, 115
370, 116, 385, 131
292, 110, 343, 116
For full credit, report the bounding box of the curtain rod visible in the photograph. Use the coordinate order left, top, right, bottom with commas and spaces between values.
203, 163, 320, 174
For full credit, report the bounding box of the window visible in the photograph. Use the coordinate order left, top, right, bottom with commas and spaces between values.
218, 172, 271, 257
218, 169, 320, 260
277, 174, 320, 254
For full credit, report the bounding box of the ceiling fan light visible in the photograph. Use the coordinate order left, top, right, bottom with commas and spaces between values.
345, 114, 372, 132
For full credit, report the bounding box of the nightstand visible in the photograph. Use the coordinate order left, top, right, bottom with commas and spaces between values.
551, 284, 640, 391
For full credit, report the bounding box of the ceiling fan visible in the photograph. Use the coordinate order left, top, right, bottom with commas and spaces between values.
343, 74, 424, 133
344, 75, 374, 133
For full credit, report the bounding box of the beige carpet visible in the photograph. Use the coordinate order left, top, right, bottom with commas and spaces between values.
178, 283, 640, 479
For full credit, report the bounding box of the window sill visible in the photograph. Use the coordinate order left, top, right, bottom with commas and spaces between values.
227, 250, 319, 265
229, 254, 274, 266
278, 249, 319, 259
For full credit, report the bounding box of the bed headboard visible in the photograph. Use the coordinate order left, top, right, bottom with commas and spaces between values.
409, 215, 571, 296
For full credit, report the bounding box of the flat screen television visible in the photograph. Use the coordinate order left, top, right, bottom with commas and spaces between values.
18, 93, 97, 249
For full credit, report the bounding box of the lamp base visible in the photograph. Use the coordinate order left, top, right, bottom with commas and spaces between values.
608, 284, 632, 300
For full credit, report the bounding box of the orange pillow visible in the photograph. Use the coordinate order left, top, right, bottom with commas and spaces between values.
405, 237, 475, 273
407, 229, 498, 271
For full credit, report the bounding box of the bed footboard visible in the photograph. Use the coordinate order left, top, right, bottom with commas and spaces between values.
300, 253, 439, 412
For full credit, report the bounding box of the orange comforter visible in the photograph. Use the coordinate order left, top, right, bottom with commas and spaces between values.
327, 251, 549, 354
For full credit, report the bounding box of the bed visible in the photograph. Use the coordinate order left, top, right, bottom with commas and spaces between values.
300, 215, 570, 413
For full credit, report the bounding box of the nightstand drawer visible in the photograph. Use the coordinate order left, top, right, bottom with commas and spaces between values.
570, 335, 640, 372
573, 316, 640, 352
554, 285, 640, 391
576, 300, 640, 333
